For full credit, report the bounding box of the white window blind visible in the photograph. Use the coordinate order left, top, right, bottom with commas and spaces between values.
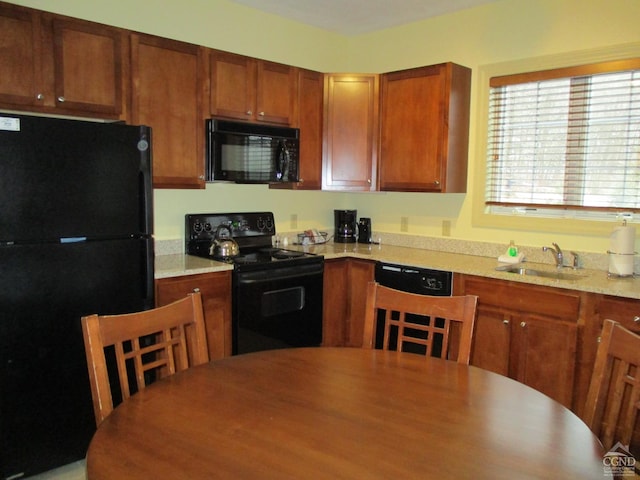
486, 60, 640, 213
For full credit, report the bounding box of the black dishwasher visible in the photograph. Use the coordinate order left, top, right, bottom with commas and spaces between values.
374, 261, 453, 354
375, 262, 453, 296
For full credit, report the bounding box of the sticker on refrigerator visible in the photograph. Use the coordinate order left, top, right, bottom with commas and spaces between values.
0, 117, 20, 131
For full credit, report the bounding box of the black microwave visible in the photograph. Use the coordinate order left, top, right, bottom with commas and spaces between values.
206, 119, 300, 183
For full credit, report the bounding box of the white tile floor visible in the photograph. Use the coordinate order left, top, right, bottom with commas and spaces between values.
24, 460, 86, 480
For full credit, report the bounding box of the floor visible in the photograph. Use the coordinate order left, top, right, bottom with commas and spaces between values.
24, 460, 86, 480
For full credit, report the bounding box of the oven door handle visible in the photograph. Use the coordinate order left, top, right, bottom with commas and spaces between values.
235, 263, 323, 285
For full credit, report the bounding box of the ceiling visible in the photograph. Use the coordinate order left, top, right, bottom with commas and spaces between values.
228, 0, 499, 35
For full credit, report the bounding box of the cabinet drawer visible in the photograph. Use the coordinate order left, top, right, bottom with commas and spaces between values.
596, 296, 640, 333
463, 276, 580, 320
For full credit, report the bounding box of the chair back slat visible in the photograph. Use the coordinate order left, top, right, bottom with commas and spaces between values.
584, 319, 640, 452
363, 282, 478, 365
82, 291, 209, 426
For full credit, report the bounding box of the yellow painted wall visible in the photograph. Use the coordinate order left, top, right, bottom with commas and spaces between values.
6, 0, 640, 253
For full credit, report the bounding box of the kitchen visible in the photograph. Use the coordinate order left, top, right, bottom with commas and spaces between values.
3, 0, 637, 252
2, 0, 640, 478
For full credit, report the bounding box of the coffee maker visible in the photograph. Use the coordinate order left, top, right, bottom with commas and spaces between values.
357, 217, 372, 244
334, 209, 357, 243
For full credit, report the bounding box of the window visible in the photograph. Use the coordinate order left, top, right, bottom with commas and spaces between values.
486, 59, 640, 215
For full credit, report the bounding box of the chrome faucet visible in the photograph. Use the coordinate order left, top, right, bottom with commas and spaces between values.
542, 243, 564, 268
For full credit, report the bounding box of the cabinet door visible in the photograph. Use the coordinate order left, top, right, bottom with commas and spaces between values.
470, 306, 512, 377
0, 4, 126, 118
379, 63, 471, 192
155, 272, 232, 360
322, 258, 375, 347
293, 68, 323, 189
322, 259, 349, 346
514, 315, 577, 408
0, 3, 43, 107
256, 60, 297, 125
131, 34, 206, 189
51, 17, 126, 116
322, 74, 379, 191
345, 259, 375, 347
210, 50, 255, 121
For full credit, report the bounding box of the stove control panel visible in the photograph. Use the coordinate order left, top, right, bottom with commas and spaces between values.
185, 212, 276, 244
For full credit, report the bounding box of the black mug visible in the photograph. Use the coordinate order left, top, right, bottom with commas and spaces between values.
357, 218, 372, 244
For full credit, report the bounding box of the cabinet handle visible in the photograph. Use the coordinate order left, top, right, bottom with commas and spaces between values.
193, 287, 200, 293
367, 179, 371, 184
246, 110, 252, 115
434, 180, 440, 186
503, 319, 510, 325
634, 316, 640, 323
258, 112, 265, 116
520, 321, 527, 328
57, 96, 65, 103
36, 93, 44, 101
198, 175, 205, 180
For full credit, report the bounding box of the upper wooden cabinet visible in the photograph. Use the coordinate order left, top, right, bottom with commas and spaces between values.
322, 74, 379, 191
379, 63, 471, 192
271, 68, 324, 191
210, 50, 297, 126
0, 3, 127, 118
130, 34, 207, 189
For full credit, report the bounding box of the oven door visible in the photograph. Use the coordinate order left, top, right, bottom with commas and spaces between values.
233, 261, 323, 355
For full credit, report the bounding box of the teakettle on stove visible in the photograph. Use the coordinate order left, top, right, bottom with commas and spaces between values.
334, 209, 357, 243
209, 224, 240, 259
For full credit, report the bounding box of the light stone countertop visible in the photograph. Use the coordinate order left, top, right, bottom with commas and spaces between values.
155, 240, 640, 300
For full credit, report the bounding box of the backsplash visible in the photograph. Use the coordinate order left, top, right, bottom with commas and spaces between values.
155, 232, 623, 272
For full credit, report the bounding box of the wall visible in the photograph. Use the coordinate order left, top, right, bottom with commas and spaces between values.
7, 0, 640, 255
346, 0, 640, 253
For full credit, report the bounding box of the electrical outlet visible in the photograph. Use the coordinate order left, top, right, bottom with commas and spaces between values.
442, 220, 451, 237
290, 214, 298, 230
400, 216, 409, 232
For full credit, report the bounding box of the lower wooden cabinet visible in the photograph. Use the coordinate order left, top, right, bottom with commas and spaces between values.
460, 275, 579, 408
322, 258, 375, 346
321, 264, 640, 416
155, 271, 232, 360
594, 295, 640, 334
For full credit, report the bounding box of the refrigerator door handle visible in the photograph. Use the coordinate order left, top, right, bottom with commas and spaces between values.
60, 237, 87, 243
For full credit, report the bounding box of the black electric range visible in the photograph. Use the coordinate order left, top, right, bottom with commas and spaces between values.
185, 212, 320, 271
185, 212, 324, 355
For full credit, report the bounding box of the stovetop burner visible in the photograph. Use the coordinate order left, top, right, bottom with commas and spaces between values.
231, 248, 306, 264
261, 247, 305, 259
185, 212, 321, 271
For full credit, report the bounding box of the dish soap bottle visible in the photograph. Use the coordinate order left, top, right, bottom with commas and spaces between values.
508, 240, 518, 257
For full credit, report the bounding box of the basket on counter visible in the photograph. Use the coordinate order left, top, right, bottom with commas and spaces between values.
297, 231, 329, 245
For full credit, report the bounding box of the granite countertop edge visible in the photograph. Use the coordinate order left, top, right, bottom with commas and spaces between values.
154, 242, 640, 300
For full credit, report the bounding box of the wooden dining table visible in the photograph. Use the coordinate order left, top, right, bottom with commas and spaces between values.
86, 347, 605, 479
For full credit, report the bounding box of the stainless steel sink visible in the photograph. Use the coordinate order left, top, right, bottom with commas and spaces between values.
495, 264, 584, 281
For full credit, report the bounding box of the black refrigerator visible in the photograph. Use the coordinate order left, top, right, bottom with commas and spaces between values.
0, 113, 154, 478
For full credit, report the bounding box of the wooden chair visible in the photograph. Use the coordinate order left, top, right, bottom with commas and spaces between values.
362, 282, 478, 364
81, 291, 209, 426
583, 319, 640, 452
